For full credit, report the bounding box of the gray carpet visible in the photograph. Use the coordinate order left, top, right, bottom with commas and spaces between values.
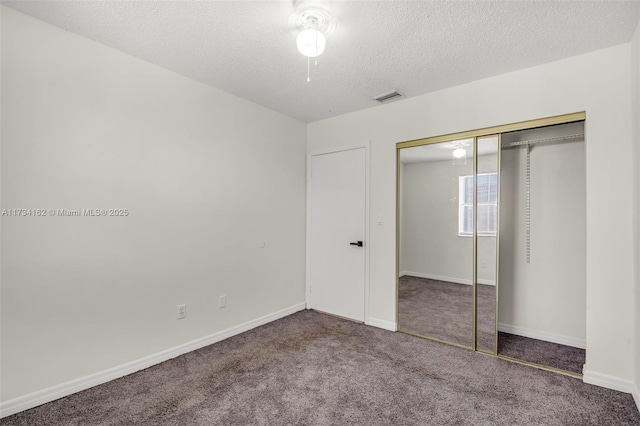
1, 310, 638, 425
398, 275, 586, 374
398, 276, 496, 350
498, 332, 586, 374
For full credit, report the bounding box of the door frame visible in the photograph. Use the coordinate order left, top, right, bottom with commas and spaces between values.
306, 143, 370, 323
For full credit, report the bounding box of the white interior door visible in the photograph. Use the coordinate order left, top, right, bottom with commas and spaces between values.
309, 147, 366, 321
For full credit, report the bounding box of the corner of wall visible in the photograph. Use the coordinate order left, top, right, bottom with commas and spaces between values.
631, 14, 640, 414
2, 6, 307, 408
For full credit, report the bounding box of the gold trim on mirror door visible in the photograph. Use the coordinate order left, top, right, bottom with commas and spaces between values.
395, 148, 401, 327
494, 133, 501, 356
473, 350, 583, 379
473, 134, 500, 355
496, 355, 583, 379
472, 136, 478, 351
396, 112, 586, 149
398, 329, 474, 351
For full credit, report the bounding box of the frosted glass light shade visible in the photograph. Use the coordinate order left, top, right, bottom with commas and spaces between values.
453, 148, 466, 159
297, 28, 326, 57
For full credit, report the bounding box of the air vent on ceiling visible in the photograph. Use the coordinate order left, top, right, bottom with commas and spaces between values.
373, 90, 403, 103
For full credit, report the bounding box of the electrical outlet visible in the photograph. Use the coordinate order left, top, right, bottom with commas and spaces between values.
219, 295, 226, 309
177, 304, 186, 319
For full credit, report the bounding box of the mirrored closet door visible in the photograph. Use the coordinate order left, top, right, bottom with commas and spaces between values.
397, 138, 475, 348
397, 112, 586, 376
475, 135, 499, 354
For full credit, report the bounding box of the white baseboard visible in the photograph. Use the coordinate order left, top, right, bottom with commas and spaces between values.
0, 302, 306, 419
399, 271, 470, 285
583, 369, 636, 394
497, 323, 585, 349
632, 383, 640, 413
366, 317, 397, 332
399, 271, 495, 286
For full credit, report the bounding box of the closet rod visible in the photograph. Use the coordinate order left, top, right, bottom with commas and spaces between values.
501, 133, 584, 150
501, 132, 584, 263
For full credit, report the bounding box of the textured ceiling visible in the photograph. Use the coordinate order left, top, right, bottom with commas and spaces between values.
3, 1, 639, 123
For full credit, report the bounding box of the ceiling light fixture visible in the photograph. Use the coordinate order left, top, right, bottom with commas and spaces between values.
297, 27, 326, 58
293, 4, 335, 82
453, 148, 466, 159
452, 145, 468, 166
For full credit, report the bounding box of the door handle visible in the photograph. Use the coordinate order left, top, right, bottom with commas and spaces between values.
349, 241, 363, 247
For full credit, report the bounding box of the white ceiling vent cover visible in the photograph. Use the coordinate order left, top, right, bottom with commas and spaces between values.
373, 90, 403, 103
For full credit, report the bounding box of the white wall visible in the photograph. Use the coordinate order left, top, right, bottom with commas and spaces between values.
308, 44, 635, 386
399, 155, 496, 285
631, 17, 640, 408
0, 7, 306, 402
499, 125, 586, 345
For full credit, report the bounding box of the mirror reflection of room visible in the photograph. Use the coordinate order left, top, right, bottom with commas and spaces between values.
397, 117, 587, 377
398, 139, 477, 348
498, 121, 586, 374
475, 136, 499, 354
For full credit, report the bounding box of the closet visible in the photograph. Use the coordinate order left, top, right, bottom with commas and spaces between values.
396, 112, 586, 376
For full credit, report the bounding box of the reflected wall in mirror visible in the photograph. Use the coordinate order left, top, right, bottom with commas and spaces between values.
475, 135, 499, 353
398, 139, 474, 347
